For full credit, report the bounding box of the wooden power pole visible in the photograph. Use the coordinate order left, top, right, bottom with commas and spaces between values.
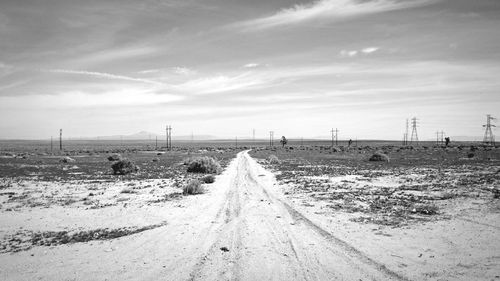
59, 129, 63, 151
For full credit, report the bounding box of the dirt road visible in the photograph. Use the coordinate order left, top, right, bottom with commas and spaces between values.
0, 151, 408, 281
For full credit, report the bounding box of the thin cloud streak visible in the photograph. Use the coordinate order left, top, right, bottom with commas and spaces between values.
233, 0, 438, 31
47, 69, 165, 86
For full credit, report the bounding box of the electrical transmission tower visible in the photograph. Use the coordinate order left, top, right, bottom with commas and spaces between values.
330, 128, 338, 148
410, 117, 419, 145
165, 125, 172, 151
483, 114, 496, 145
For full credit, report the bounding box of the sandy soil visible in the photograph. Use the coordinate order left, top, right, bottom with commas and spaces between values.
0, 151, 498, 280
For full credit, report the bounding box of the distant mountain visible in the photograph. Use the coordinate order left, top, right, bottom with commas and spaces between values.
88, 131, 219, 141
423, 136, 484, 142
449, 136, 484, 142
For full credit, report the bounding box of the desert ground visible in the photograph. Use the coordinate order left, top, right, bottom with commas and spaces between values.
0, 140, 499, 281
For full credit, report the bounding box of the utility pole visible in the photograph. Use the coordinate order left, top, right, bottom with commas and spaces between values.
301, 137, 303, 146
483, 114, 496, 145
403, 119, 409, 146
168, 125, 172, 151
269, 131, 274, 147
59, 129, 63, 151
236, 136, 238, 148
330, 128, 335, 148
155, 136, 158, 150
410, 117, 419, 145
50, 136, 53, 153
404, 118, 409, 145
441, 131, 445, 145
436, 131, 440, 146
331, 128, 338, 147
165, 125, 172, 151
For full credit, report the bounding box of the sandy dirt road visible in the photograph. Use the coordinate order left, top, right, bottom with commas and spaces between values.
0, 151, 408, 281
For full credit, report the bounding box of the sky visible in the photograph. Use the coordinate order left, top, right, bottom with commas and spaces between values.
0, 0, 499, 140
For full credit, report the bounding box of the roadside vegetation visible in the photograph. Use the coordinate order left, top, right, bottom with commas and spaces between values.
251, 144, 500, 227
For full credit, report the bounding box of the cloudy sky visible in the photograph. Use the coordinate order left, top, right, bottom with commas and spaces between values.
0, 0, 499, 140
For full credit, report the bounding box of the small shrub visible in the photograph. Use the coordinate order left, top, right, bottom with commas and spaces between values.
107, 154, 122, 161
331, 147, 341, 152
183, 180, 204, 195
467, 152, 475, 158
492, 188, 500, 199
59, 156, 76, 163
120, 188, 137, 194
111, 159, 139, 175
186, 157, 222, 174
268, 155, 280, 164
201, 175, 216, 184
411, 203, 438, 215
369, 151, 390, 162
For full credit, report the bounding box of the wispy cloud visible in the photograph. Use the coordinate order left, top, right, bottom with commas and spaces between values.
0, 79, 29, 92
340, 50, 359, 57
70, 45, 158, 67
243, 63, 260, 68
362, 47, 379, 54
340, 47, 379, 57
233, 0, 437, 31
172, 67, 196, 75
47, 69, 164, 85
174, 72, 269, 94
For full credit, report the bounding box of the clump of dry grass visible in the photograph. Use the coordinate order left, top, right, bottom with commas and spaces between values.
411, 203, 438, 215
111, 159, 139, 175
120, 188, 137, 194
369, 151, 390, 162
268, 155, 280, 164
183, 180, 204, 195
186, 157, 222, 174
59, 156, 76, 163
201, 174, 216, 184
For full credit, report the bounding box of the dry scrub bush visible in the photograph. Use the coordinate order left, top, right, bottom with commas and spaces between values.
183, 180, 204, 195
268, 155, 280, 164
201, 175, 216, 184
412, 203, 438, 215
369, 151, 390, 162
120, 188, 137, 194
107, 154, 122, 161
111, 159, 139, 175
186, 157, 222, 174
59, 156, 76, 163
